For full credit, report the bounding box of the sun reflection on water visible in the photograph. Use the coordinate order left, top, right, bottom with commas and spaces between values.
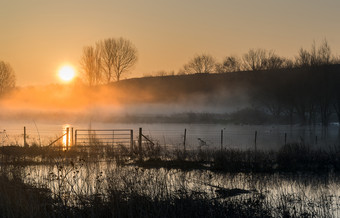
62, 124, 72, 150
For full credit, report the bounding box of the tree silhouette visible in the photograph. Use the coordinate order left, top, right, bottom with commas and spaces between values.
242, 49, 288, 71
295, 39, 334, 67
216, 55, 241, 73
0, 61, 15, 96
79, 46, 102, 86
98, 38, 138, 82
182, 54, 216, 74
242, 48, 267, 71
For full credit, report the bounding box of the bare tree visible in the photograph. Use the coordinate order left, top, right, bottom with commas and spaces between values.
334, 56, 340, 64
263, 54, 287, 70
79, 45, 102, 86
98, 37, 138, 82
98, 39, 115, 83
295, 48, 311, 67
243, 49, 288, 71
183, 54, 216, 74
216, 55, 241, 73
0, 61, 15, 96
242, 48, 268, 71
295, 39, 333, 67
317, 39, 332, 65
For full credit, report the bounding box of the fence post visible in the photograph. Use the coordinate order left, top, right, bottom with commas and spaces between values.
221, 129, 223, 151
112, 130, 115, 146
66, 127, 69, 151
183, 128, 187, 152
24, 126, 28, 147
130, 130, 134, 152
75, 130, 77, 146
284, 132, 287, 145
138, 128, 142, 157
71, 127, 74, 147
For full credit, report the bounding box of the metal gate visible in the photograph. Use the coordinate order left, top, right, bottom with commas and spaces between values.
74, 129, 133, 147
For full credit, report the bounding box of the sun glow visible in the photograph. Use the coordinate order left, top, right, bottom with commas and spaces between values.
62, 124, 72, 150
58, 65, 76, 82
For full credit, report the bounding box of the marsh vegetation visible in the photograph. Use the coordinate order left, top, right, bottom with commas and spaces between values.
1, 137, 340, 217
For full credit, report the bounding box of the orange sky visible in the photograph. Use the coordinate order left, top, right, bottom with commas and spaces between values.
1, 0, 339, 86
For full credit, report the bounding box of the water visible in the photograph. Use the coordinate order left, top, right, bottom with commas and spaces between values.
1, 120, 339, 150
1, 120, 340, 216
8, 161, 340, 217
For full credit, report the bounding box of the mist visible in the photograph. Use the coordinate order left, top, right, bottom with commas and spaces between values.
0, 78, 250, 123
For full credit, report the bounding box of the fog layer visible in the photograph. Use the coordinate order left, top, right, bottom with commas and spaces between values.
0, 74, 250, 122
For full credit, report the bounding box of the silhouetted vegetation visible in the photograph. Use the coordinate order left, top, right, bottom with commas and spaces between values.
80, 45, 102, 86
1, 141, 340, 173
0, 60, 15, 96
216, 55, 242, 73
79, 37, 138, 84
1, 142, 340, 217
180, 54, 216, 74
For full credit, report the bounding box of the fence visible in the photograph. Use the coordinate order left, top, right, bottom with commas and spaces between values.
74, 129, 133, 148
129, 126, 339, 151
0, 124, 339, 151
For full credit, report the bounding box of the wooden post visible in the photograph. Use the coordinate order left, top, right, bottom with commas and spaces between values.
24, 126, 27, 147
221, 129, 223, 151
75, 130, 77, 146
66, 127, 69, 151
112, 130, 115, 146
138, 128, 142, 156
183, 129, 187, 152
130, 130, 134, 152
284, 133, 287, 145
71, 127, 74, 147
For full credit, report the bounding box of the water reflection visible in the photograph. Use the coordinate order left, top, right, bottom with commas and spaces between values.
62, 124, 72, 151
9, 160, 339, 216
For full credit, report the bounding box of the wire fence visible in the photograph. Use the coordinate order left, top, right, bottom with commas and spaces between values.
1, 123, 339, 151
0, 126, 64, 147
139, 127, 340, 151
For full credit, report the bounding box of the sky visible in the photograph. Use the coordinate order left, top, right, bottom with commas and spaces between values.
0, 0, 339, 86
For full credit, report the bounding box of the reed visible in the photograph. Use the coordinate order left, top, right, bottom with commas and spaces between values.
1, 141, 340, 217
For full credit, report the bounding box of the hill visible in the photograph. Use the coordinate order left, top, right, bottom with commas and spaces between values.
1, 64, 339, 125
108, 64, 340, 125
111, 71, 251, 103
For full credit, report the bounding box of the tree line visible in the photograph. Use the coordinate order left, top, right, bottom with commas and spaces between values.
246, 64, 340, 126
140, 40, 340, 126
241, 41, 340, 126
176, 40, 339, 75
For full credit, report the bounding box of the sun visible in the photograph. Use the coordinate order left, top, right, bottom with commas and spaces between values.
58, 65, 76, 82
